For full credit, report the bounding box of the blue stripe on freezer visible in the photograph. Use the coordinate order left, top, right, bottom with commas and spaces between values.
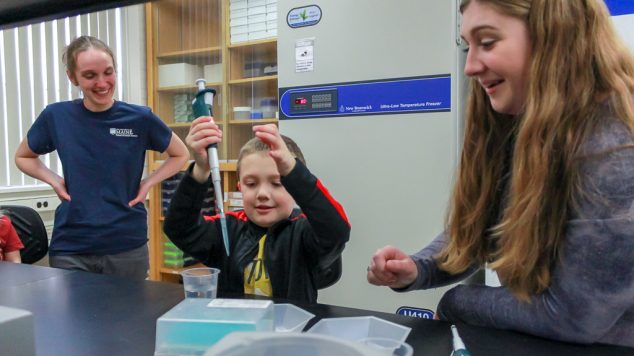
605, 0, 634, 16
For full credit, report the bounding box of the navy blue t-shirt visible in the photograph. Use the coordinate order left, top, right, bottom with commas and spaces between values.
27, 100, 172, 255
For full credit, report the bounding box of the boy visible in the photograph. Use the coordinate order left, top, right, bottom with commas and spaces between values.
164, 119, 350, 302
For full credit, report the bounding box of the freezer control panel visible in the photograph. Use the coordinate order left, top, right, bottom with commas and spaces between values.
289, 89, 338, 114
279, 75, 451, 120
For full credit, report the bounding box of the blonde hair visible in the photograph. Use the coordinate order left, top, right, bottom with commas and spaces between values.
236, 135, 306, 178
439, 0, 634, 300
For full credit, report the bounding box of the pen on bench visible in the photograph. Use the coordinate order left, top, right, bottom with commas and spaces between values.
451, 324, 472, 356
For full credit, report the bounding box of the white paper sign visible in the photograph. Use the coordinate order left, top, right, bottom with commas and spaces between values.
295, 38, 314, 73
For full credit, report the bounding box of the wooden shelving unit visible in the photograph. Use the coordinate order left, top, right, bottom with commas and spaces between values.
145, 0, 278, 281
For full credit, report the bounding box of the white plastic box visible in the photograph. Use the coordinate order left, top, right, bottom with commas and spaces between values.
231, 24, 248, 35
248, 30, 270, 41
230, 0, 247, 10
230, 16, 248, 26
231, 33, 249, 44
233, 106, 251, 119
155, 298, 274, 355
248, 13, 266, 23
248, 5, 266, 16
203, 64, 222, 83
158, 63, 201, 87
230, 8, 247, 18
248, 22, 267, 32
0, 306, 35, 356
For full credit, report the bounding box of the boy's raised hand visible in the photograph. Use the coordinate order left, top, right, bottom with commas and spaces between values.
253, 124, 296, 176
367, 245, 418, 289
186, 116, 222, 182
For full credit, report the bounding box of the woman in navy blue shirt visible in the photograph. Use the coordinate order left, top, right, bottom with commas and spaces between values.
15, 36, 189, 280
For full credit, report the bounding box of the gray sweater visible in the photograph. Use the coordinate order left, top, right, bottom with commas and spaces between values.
407, 108, 634, 347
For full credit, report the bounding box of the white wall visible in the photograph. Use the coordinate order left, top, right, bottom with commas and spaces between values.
612, 13, 634, 52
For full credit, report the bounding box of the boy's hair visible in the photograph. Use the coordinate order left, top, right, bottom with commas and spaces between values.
237, 135, 306, 178
63, 35, 116, 76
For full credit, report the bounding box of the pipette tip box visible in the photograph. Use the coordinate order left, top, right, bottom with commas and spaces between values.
155, 298, 274, 355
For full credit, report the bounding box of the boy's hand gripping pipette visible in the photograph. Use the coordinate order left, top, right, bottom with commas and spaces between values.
192, 78, 230, 256
451, 325, 472, 356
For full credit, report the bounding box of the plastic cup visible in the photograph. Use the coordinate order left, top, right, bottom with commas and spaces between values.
359, 337, 413, 356
180, 267, 220, 299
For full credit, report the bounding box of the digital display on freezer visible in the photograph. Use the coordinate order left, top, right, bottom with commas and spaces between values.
279, 75, 451, 120
289, 89, 338, 114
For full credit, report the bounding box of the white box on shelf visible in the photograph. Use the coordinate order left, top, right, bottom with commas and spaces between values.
204, 64, 222, 83
230, 16, 248, 26
230, 0, 247, 10
230, 8, 247, 18
228, 191, 243, 199
248, 13, 266, 23
248, 30, 270, 41
248, 22, 266, 32
228, 199, 243, 207
247, 6, 266, 16
231, 24, 248, 35
231, 33, 249, 44
158, 63, 202, 87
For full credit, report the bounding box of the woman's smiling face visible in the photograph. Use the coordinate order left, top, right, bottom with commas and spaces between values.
461, 1, 532, 116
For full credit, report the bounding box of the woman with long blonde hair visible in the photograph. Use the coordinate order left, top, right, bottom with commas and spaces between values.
368, 0, 634, 346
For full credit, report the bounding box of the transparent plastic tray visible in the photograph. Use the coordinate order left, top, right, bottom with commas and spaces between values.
274, 303, 315, 332
306, 316, 411, 343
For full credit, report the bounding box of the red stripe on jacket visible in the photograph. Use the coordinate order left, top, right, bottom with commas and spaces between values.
203, 210, 248, 222
316, 179, 351, 227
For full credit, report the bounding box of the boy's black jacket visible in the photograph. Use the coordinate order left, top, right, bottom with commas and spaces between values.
164, 159, 351, 303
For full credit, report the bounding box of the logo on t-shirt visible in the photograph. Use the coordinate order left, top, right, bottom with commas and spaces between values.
109, 128, 138, 138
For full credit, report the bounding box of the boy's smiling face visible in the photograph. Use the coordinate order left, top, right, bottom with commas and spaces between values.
238, 152, 296, 228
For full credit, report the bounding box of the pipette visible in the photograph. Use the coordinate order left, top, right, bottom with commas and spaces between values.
192, 78, 230, 256
451, 325, 472, 356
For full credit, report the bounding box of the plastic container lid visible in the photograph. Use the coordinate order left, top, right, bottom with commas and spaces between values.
233, 106, 252, 112
306, 316, 411, 343
274, 304, 315, 332
203, 332, 391, 356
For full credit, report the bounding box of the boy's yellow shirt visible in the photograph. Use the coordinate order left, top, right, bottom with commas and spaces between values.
243, 234, 273, 296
